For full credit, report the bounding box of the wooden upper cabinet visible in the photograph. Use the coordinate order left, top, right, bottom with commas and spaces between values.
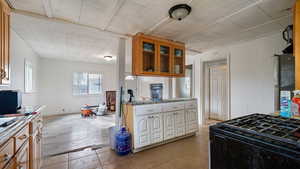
0, 0, 10, 85
132, 33, 185, 77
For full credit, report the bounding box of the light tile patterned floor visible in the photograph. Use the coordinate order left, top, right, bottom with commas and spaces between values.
41, 127, 209, 169
42, 114, 115, 156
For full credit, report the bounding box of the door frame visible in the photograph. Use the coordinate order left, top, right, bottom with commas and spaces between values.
202, 58, 231, 124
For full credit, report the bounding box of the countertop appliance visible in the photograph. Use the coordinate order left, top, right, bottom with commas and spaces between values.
0, 90, 22, 114
282, 25, 293, 54
150, 83, 163, 102
210, 114, 300, 169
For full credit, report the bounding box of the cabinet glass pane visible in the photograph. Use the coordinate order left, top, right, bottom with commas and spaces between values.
174, 48, 184, 74
143, 42, 155, 72
160, 45, 170, 73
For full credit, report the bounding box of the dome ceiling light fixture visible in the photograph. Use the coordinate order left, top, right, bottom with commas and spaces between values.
169, 4, 192, 21
104, 55, 113, 61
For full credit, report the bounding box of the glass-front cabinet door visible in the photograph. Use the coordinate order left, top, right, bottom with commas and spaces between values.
142, 39, 156, 73
158, 43, 171, 74
173, 47, 185, 75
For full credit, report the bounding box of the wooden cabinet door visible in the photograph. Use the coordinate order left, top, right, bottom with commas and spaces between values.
172, 46, 185, 76
185, 109, 198, 133
16, 141, 30, 169
140, 38, 158, 74
0, 0, 10, 85
163, 112, 175, 140
158, 42, 172, 75
174, 110, 186, 137
150, 113, 163, 144
135, 115, 151, 148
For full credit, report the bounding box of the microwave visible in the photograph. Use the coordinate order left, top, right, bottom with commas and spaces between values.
0, 90, 22, 114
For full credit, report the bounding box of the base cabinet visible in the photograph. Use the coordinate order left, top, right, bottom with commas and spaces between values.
31, 131, 42, 169
163, 112, 175, 140
134, 114, 163, 148
186, 109, 198, 133
174, 110, 186, 137
126, 100, 198, 152
163, 110, 186, 140
16, 141, 30, 169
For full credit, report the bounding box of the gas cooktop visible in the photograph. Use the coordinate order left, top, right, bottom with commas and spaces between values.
215, 114, 300, 149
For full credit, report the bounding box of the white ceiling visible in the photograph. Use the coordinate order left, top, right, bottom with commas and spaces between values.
9, 0, 295, 63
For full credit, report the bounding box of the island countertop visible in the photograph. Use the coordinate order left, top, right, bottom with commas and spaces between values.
124, 98, 197, 105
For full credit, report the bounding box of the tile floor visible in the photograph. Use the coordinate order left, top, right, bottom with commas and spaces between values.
42, 114, 115, 156
41, 127, 209, 169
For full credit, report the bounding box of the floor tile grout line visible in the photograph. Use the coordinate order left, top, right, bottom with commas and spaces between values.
95, 150, 103, 168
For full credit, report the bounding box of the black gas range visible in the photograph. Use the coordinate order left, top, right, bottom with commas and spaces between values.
210, 114, 300, 169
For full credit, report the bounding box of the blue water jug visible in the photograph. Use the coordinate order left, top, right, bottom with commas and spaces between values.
115, 127, 131, 156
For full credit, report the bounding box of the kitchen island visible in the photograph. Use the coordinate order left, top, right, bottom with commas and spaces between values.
0, 106, 44, 169
124, 99, 198, 152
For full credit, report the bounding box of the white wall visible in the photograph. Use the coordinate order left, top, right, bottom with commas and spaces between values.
193, 33, 286, 124
39, 58, 117, 116
0, 30, 40, 107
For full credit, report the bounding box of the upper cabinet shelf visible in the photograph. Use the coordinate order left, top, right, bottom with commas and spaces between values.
132, 33, 185, 77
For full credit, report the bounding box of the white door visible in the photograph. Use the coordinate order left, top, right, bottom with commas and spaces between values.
150, 114, 163, 144
163, 112, 175, 140
135, 115, 151, 148
209, 65, 227, 121
186, 109, 198, 133
174, 110, 185, 137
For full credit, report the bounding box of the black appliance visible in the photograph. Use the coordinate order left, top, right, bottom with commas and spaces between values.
0, 90, 22, 114
276, 54, 295, 109
282, 25, 293, 54
127, 89, 134, 103
210, 114, 300, 169
150, 83, 163, 102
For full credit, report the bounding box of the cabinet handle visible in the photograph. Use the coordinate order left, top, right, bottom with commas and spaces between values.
0, 69, 6, 79
18, 134, 27, 140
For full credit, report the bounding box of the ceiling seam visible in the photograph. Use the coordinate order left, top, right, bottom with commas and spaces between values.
175, 0, 264, 41
103, 0, 127, 31
190, 14, 290, 51
12, 9, 132, 38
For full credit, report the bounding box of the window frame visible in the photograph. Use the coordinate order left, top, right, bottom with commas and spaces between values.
24, 60, 34, 93
72, 72, 102, 96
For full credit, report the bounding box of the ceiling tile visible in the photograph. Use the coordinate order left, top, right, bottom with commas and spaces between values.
227, 6, 271, 29
13, 0, 45, 15
258, 0, 296, 19
51, 0, 82, 22
79, 0, 119, 29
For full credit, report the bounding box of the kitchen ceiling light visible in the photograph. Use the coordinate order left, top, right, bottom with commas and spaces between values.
104, 55, 113, 61
169, 4, 192, 21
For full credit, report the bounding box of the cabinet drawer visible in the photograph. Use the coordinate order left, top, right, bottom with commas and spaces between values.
185, 101, 197, 109
135, 105, 162, 115
0, 138, 14, 169
15, 125, 29, 152
162, 103, 185, 112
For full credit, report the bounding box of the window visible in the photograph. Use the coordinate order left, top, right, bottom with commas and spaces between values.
25, 60, 33, 93
73, 72, 102, 95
